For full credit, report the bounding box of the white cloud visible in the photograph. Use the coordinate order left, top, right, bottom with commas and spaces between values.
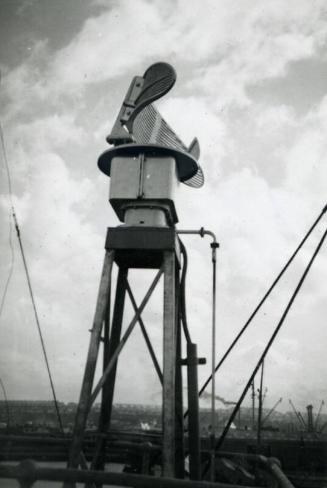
1, 0, 327, 406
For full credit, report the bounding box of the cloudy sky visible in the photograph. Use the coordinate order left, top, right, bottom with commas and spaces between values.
0, 0, 326, 415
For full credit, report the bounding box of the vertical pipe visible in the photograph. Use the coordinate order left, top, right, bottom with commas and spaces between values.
162, 251, 176, 477
210, 243, 218, 481
187, 342, 201, 480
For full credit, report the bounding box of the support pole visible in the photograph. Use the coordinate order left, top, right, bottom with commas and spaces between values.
174, 267, 185, 478
91, 267, 128, 472
98, 267, 128, 429
187, 342, 201, 481
251, 382, 256, 431
210, 241, 218, 482
67, 250, 114, 470
162, 251, 176, 477
257, 361, 264, 449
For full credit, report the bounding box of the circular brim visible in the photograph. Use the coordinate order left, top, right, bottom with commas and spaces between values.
98, 144, 199, 182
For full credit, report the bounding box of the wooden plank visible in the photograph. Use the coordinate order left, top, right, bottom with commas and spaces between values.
67, 250, 114, 471
162, 251, 176, 477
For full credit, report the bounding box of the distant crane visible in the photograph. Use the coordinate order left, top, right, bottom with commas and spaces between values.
289, 399, 307, 430
261, 397, 283, 427
314, 400, 325, 431
289, 400, 325, 434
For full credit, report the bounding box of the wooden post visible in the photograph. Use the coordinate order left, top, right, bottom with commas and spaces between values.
174, 266, 184, 478
67, 250, 114, 470
187, 342, 201, 480
91, 267, 128, 471
162, 251, 176, 477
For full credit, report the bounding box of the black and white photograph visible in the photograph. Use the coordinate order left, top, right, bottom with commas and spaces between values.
0, 1, 326, 486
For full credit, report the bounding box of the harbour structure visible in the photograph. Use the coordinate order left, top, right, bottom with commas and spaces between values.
0, 62, 327, 488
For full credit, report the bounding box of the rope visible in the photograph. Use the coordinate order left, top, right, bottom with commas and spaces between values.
202, 223, 327, 475
198, 204, 327, 398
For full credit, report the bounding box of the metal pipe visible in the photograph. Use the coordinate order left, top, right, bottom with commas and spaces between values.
177, 228, 218, 244
210, 240, 218, 481
216, 454, 295, 488
177, 227, 218, 481
266, 458, 295, 488
0, 460, 256, 488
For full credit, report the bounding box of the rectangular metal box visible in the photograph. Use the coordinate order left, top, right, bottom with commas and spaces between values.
105, 226, 181, 268
109, 155, 179, 225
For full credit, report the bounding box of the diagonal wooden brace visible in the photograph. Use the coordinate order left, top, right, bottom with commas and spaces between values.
125, 281, 163, 385
89, 267, 164, 405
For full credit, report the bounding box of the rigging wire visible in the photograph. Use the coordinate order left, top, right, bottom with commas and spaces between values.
198, 204, 327, 399
0, 116, 15, 436
202, 223, 327, 476
0, 211, 15, 318
12, 213, 64, 434
0, 123, 16, 319
0, 94, 64, 434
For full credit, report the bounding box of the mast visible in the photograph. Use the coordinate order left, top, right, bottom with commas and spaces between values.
257, 360, 264, 447
251, 380, 256, 430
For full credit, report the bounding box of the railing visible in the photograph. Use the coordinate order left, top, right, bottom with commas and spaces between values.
0, 456, 295, 488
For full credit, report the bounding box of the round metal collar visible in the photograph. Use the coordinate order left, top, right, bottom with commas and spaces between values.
98, 144, 199, 182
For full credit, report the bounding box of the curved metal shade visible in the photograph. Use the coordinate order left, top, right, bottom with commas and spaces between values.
98, 144, 199, 182
132, 104, 204, 188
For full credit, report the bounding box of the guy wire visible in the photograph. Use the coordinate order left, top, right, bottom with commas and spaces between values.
0, 89, 64, 433
202, 223, 327, 476
198, 204, 327, 399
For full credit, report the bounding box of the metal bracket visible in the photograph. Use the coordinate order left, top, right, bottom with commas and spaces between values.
180, 357, 206, 366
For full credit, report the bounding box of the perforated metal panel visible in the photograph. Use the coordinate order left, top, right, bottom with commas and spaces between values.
133, 104, 204, 188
